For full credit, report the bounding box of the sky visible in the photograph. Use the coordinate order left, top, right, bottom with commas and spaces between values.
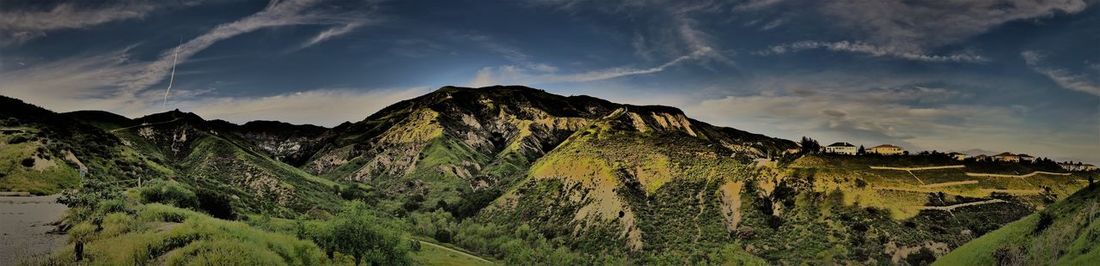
0, 0, 1098, 163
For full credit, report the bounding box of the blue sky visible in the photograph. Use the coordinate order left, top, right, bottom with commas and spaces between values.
1, 0, 1098, 163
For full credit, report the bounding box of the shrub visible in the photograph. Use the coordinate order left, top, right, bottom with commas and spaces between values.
196, 189, 236, 220
138, 179, 198, 209
21, 157, 35, 167
1033, 212, 1054, 235
330, 201, 411, 266
8, 135, 28, 144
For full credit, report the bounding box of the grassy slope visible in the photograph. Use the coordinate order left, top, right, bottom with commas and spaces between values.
0, 129, 80, 194
935, 184, 1100, 265
44, 203, 326, 265
482, 113, 768, 263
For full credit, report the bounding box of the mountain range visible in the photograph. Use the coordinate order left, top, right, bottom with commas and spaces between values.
1, 85, 1096, 264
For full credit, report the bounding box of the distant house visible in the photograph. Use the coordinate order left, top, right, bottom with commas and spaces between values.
1017, 154, 1035, 162
869, 144, 904, 155
1060, 162, 1098, 171
785, 147, 802, 154
825, 142, 858, 155
948, 152, 967, 160
992, 152, 1020, 162
974, 154, 990, 161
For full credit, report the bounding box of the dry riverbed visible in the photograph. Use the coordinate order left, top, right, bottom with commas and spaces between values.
0, 194, 68, 264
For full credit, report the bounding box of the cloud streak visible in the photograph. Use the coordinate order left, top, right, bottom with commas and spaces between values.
1022, 50, 1100, 97
122, 0, 377, 105
0, 1, 160, 45
470, 47, 712, 86
757, 41, 988, 63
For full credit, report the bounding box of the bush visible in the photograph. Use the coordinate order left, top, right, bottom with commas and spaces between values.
8, 135, 28, 144
138, 179, 199, 209
196, 189, 236, 220
1033, 212, 1054, 235
21, 157, 35, 167
329, 201, 411, 266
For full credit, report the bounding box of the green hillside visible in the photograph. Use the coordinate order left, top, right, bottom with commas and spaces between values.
936, 183, 1100, 265
2, 87, 1095, 265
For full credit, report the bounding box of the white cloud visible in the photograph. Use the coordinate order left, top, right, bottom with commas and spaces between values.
0, 51, 427, 126
757, 41, 989, 63
680, 84, 1098, 163
0, 1, 159, 45
1022, 50, 1100, 97
298, 18, 377, 49
174, 87, 431, 126
0, 0, 380, 116
817, 0, 1088, 51
469, 47, 711, 86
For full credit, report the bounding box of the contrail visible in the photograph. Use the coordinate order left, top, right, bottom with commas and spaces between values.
162, 44, 180, 108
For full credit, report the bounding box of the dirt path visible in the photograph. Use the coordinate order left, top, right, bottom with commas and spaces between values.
920, 199, 1006, 211
964, 171, 1071, 178
0, 195, 68, 264
109, 117, 181, 133
870, 165, 965, 171
416, 240, 494, 264
920, 180, 979, 188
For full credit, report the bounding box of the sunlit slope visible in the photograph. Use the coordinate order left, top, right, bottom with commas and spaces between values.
935, 184, 1100, 265
0, 96, 173, 194
92, 110, 342, 215
480, 106, 791, 262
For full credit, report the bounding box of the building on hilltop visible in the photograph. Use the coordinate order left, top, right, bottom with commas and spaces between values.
993, 152, 1020, 162
869, 144, 905, 155
1060, 162, 1098, 171
825, 142, 858, 155
948, 152, 967, 160
1017, 154, 1035, 162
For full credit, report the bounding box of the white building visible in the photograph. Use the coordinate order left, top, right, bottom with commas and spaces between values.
1060, 162, 1098, 171
869, 144, 904, 155
948, 152, 967, 160
825, 142, 858, 155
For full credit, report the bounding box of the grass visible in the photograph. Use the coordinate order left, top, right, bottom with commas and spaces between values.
49, 203, 326, 265
934, 185, 1100, 265
0, 132, 80, 194
410, 239, 494, 266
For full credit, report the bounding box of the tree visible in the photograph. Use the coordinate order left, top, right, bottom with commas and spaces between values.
331, 201, 410, 266
857, 145, 866, 155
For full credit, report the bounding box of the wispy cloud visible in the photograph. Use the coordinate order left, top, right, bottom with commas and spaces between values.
0, 0, 380, 114
680, 82, 1098, 162
756, 41, 988, 63
299, 20, 370, 49
814, 0, 1088, 51
1022, 50, 1100, 97
0, 1, 162, 45
106, 0, 378, 109
470, 47, 712, 86
174, 87, 430, 126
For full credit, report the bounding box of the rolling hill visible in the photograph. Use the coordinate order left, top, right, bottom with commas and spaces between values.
1, 86, 1096, 265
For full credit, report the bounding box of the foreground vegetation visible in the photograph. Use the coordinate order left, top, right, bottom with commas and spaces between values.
936, 182, 1100, 265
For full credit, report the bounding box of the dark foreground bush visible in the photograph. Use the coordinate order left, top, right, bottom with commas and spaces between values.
138, 179, 199, 209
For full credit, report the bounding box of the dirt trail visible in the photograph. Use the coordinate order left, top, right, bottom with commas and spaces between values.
0, 195, 68, 264
870, 165, 965, 171
416, 240, 494, 264
964, 171, 1071, 178
920, 180, 979, 188
920, 199, 1006, 211
109, 117, 181, 133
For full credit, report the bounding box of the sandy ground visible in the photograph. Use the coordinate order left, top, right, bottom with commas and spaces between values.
0, 195, 68, 265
